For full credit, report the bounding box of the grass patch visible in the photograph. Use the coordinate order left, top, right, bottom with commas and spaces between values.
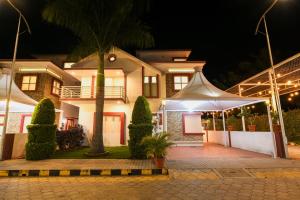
51, 146, 130, 159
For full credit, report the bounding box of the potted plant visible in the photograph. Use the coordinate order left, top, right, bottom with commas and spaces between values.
248, 113, 258, 132
238, 107, 257, 132
141, 132, 173, 168
226, 115, 236, 131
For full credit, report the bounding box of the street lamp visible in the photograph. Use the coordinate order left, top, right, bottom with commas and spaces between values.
255, 0, 288, 158
0, 0, 31, 160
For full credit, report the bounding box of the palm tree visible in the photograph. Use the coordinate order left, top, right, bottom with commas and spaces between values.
43, 0, 154, 155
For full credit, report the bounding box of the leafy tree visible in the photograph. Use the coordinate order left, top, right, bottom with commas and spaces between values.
128, 96, 153, 159
43, 0, 154, 154
26, 98, 57, 160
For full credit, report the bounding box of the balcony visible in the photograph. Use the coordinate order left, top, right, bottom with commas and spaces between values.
60, 86, 126, 101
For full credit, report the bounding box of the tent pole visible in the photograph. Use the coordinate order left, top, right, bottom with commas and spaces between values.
267, 103, 277, 158
222, 111, 227, 147
212, 112, 216, 132
163, 105, 167, 132
238, 85, 246, 131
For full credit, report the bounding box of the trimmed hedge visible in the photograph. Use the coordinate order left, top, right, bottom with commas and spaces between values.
128, 123, 153, 159
128, 96, 153, 159
26, 98, 57, 160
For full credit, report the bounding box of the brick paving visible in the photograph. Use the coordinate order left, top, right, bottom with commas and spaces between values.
1, 176, 300, 200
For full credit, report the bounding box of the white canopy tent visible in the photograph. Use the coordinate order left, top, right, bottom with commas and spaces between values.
0, 74, 37, 113
164, 67, 268, 112
162, 66, 273, 134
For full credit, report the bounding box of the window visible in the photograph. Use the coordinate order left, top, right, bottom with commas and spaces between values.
21, 75, 37, 91
143, 76, 158, 98
52, 79, 62, 95
174, 75, 189, 90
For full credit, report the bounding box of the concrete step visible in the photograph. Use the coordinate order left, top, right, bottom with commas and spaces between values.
171, 141, 203, 147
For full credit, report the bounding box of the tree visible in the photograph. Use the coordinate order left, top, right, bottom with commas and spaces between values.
26, 98, 56, 160
43, 0, 154, 155
128, 96, 153, 159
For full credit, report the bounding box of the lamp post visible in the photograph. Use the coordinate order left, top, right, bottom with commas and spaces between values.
255, 0, 288, 158
0, 0, 31, 160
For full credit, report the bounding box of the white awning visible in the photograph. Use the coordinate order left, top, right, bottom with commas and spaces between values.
164, 67, 268, 111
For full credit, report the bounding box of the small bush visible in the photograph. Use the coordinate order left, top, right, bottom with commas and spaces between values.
56, 125, 85, 151
26, 98, 56, 160
128, 96, 153, 159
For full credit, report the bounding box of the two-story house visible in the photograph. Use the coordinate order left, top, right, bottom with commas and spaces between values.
0, 59, 79, 134
60, 48, 205, 146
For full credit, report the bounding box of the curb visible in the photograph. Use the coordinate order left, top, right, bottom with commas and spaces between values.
0, 169, 168, 177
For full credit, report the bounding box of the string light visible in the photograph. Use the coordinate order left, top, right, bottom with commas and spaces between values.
277, 74, 281, 78
290, 93, 295, 97
288, 97, 292, 101
287, 80, 292, 85
295, 92, 299, 95
257, 81, 261, 84
258, 92, 262, 95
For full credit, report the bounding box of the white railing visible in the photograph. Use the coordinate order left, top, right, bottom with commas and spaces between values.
60, 86, 125, 100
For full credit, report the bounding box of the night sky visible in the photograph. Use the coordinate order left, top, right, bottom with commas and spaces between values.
1, 0, 300, 88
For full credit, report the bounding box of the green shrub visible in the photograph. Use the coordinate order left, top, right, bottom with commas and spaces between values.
31, 98, 55, 124
141, 132, 173, 159
131, 96, 152, 124
128, 96, 153, 159
26, 98, 57, 160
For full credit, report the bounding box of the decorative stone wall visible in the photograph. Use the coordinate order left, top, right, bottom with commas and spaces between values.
14, 73, 60, 108
167, 111, 202, 141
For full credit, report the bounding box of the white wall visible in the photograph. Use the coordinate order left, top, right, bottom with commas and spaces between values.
207, 130, 276, 156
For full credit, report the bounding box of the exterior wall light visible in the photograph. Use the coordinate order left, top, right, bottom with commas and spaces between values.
108, 54, 117, 62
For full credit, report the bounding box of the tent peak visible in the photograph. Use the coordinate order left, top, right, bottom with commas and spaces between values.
194, 66, 203, 72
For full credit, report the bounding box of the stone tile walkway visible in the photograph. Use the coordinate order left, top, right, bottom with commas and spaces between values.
0, 159, 155, 170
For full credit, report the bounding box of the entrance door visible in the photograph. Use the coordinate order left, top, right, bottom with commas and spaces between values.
102, 112, 125, 146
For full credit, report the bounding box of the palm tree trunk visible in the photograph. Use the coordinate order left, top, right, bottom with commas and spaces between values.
90, 51, 105, 153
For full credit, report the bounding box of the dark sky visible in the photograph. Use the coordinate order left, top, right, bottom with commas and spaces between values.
1, 0, 300, 87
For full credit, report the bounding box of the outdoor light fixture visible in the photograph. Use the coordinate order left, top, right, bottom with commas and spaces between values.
108, 54, 117, 62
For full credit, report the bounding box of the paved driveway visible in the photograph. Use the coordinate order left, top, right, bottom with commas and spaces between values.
167, 143, 270, 161
288, 145, 300, 160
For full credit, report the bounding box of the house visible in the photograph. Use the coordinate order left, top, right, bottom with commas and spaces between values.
0, 59, 80, 134
60, 48, 206, 146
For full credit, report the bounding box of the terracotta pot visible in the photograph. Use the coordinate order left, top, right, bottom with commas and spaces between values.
155, 157, 165, 168
227, 125, 234, 131
248, 125, 256, 132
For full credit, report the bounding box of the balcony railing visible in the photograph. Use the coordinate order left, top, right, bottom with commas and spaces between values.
60, 86, 125, 100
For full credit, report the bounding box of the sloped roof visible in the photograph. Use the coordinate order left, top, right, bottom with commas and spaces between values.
165, 67, 268, 111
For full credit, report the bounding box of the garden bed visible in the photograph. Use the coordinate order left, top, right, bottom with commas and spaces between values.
51, 146, 130, 159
